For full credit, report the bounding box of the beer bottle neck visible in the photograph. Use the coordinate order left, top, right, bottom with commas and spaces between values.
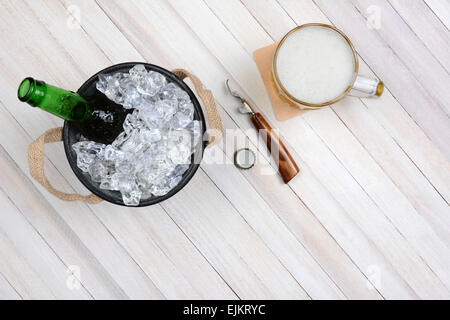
18, 77, 47, 107
18, 77, 92, 122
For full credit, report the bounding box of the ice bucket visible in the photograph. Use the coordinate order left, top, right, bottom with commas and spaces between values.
28, 62, 223, 207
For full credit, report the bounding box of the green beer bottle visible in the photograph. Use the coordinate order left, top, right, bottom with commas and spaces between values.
18, 77, 92, 122
18, 77, 130, 144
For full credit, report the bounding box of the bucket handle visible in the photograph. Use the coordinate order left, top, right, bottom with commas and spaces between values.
28, 69, 223, 203
28, 127, 103, 204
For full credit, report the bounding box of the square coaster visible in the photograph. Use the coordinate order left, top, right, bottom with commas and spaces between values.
253, 42, 309, 121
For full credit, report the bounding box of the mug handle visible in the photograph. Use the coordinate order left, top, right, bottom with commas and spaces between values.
349, 75, 384, 98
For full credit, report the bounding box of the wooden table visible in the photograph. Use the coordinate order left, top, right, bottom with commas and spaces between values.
0, 0, 448, 300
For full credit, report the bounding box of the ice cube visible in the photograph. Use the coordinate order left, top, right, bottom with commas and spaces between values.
88, 66, 200, 206
168, 144, 191, 164
159, 82, 178, 100
99, 176, 119, 191
105, 73, 127, 104
168, 175, 183, 189
179, 100, 194, 117
139, 106, 160, 129
96, 73, 109, 94
129, 64, 147, 79
120, 130, 146, 154
139, 128, 161, 144
187, 121, 202, 148
76, 153, 95, 172
122, 189, 142, 206
118, 175, 137, 193
174, 88, 190, 102
89, 161, 107, 182
72, 141, 106, 157
150, 182, 171, 197
138, 71, 166, 97
116, 160, 134, 174
172, 111, 192, 129
123, 109, 144, 134
155, 99, 177, 122
121, 81, 142, 109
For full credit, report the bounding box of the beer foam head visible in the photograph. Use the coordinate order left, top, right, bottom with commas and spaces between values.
275, 25, 356, 105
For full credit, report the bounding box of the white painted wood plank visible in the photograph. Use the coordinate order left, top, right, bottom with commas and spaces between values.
251, 0, 450, 263
0, 96, 219, 299
424, 0, 450, 29
313, 0, 450, 159
0, 232, 55, 299
273, 0, 450, 214
2, 0, 310, 299
209, 103, 383, 299
201, 142, 346, 299
178, 0, 446, 293
388, 0, 450, 72
0, 100, 163, 299
0, 273, 22, 299
276, 1, 450, 264
0, 0, 236, 299
46, 0, 302, 299
330, 99, 450, 244
102, 0, 415, 299
124, 208, 238, 299
161, 171, 309, 299
0, 188, 91, 299
277, 0, 450, 230
60, 0, 143, 63
243, 0, 295, 40
90, 203, 236, 299
96, 0, 340, 300
56, 0, 237, 300
0, 0, 447, 299
0, 11, 164, 294
215, 84, 415, 299
352, 0, 450, 113
304, 107, 450, 286
0, 143, 129, 299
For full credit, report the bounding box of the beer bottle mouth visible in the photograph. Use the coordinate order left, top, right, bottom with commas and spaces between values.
18, 77, 35, 102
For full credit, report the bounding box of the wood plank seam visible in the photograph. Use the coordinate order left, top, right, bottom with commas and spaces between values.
0, 269, 24, 299
423, 0, 450, 30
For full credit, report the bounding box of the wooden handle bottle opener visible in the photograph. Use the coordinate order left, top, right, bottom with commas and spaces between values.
226, 80, 299, 183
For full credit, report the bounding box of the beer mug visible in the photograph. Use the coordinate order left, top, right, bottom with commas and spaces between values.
272, 23, 383, 109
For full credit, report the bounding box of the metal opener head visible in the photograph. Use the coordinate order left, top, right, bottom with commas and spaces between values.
225, 79, 254, 115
